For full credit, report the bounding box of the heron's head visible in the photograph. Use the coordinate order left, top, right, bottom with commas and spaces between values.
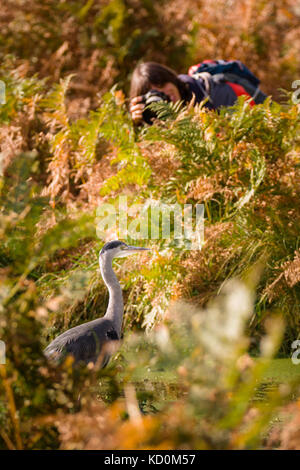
99, 240, 150, 260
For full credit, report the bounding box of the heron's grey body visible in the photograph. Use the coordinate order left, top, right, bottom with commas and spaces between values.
44, 241, 149, 367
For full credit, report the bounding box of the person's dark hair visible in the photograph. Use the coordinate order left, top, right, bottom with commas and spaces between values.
129, 62, 191, 103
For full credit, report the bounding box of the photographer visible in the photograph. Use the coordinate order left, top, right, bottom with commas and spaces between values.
129, 61, 266, 125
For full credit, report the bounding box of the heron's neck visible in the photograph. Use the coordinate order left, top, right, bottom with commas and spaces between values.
100, 256, 123, 335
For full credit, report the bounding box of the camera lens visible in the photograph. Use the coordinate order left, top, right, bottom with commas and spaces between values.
142, 90, 171, 124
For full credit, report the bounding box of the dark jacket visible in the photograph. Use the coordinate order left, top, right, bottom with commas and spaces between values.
178, 74, 237, 110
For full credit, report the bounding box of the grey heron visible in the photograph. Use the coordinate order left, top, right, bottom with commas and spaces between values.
44, 240, 149, 367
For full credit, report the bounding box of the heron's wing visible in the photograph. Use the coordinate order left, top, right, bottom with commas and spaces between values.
44, 332, 97, 365
44, 320, 119, 366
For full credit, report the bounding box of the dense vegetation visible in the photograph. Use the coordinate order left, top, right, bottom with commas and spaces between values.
0, 0, 300, 450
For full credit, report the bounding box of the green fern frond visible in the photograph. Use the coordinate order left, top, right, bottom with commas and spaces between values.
42, 74, 75, 129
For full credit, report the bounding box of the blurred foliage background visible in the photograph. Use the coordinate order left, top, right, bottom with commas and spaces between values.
0, 0, 300, 451
0, 0, 299, 99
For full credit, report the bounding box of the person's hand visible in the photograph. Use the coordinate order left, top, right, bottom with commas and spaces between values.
129, 96, 145, 124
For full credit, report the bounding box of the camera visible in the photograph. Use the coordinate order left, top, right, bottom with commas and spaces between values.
141, 90, 171, 124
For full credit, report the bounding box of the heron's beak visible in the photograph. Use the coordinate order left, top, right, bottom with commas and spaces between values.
120, 245, 150, 257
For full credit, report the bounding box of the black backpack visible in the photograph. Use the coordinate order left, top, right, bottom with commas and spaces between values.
189, 59, 267, 104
